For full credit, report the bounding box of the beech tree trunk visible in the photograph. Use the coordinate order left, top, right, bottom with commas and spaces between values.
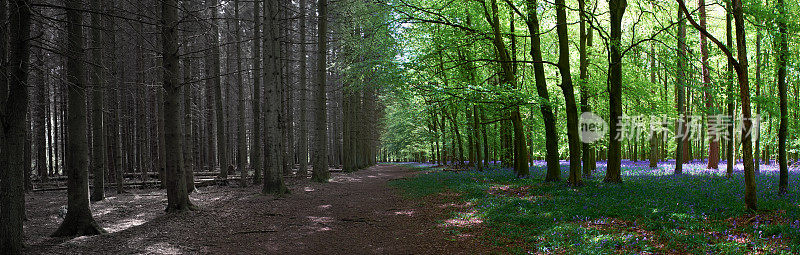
725, 5, 734, 177
526, 0, 559, 180
777, 0, 788, 194
579, 0, 597, 176
605, 0, 626, 183
700, 0, 720, 169
675, 7, 686, 175
556, 0, 581, 185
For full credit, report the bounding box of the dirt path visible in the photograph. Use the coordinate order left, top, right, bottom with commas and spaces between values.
24, 164, 489, 254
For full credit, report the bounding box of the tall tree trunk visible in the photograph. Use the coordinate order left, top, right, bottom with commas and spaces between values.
52, 0, 105, 236
579, 0, 596, 176
297, 0, 309, 177
108, 3, 123, 194
182, 62, 195, 192
263, 0, 289, 194
46, 73, 54, 181
203, 1, 216, 172
90, 0, 106, 202
467, 106, 476, 167
675, 6, 686, 175
482, 108, 489, 166
312, 0, 330, 182
0, 0, 31, 252
483, 0, 527, 177
161, 0, 195, 212
701, 0, 719, 169
234, 0, 248, 187
725, 5, 735, 177
526, 0, 559, 180
556, 0, 581, 186
209, 0, 228, 184
731, 0, 757, 211
680, 0, 757, 210
34, 26, 48, 183
252, 0, 263, 184
649, 27, 658, 168
753, 22, 761, 174
158, 89, 166, 189
473, 105, 482, 170
776, 0, 788, 194
604, 0, 626, 183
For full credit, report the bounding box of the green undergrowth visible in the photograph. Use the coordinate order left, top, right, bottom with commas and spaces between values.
390, 164, 800, 254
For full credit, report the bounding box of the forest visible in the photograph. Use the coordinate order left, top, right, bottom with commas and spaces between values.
0, 0, 798, 253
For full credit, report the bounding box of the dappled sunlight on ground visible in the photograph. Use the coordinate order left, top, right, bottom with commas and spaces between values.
438, 201, 473, 209
392, 209, 415, 216
144, 242, 184, 255
392, 161, 800, 254
329, 175, 363, 183
441, 210, 484, 228
25, 165, 491, 254
105, 218, 148, 233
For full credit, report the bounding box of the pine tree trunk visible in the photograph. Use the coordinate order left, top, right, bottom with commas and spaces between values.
53, 0, 105, 236
251, 0, 263, 184
203, 0, 217, 172
161, 0, 195, 212
182, 48, 196, 193
209, 0, 228, 184
297, 0, 309, 177
263, 0, 288, 194
34, 29, 48, 182
109, 4, 124, 193
90, 0, 106, 201
312, 0, 330, 182
0, 0, 31, 252
234, 0, 248, 187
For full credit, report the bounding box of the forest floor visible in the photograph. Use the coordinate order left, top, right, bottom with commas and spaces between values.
392, 160, 800, 254
22, 164, 494, 254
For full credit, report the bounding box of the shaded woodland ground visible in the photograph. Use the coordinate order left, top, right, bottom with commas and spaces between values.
22, 164, 492, 254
